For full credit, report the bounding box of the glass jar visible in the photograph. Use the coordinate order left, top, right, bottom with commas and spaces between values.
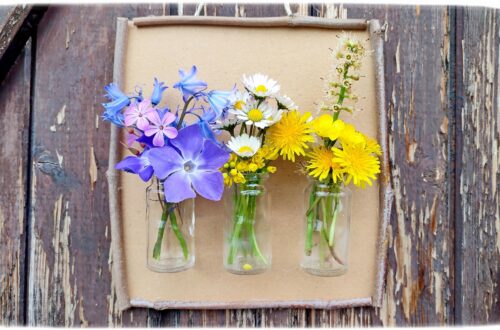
301, 179, 352, 276
146, 179, 195, 272
223, 173, 271, 275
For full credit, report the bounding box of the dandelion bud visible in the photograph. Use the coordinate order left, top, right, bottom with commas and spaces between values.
267, 166, 277, 173
229, 161, 236, 168
349, 74, 360, 81
230, 169, 238, 176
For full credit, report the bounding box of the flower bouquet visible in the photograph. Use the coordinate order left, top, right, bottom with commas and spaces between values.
219, 74, 313, 274
301, 34, 382, 276
102, 66, 233, 272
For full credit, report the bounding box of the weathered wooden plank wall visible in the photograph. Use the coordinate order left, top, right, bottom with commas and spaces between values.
0, 3, 498, 327
458, 7, 500, 324
0, 39, 31, 326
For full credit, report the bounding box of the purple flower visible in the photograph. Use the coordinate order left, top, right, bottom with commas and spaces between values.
104, 83, 128, 102
115, 150, 154, 182
102, 83, 131, 127
148, 125, 229, 203
151, 78, 168, 105
124, 99, 154, 130
173, 66, 207, 101
205, 88, 234, 118
144, 111, 178, 147
102, 106, 125, 127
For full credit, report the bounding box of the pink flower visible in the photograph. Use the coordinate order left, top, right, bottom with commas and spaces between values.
145, 111, 178, 147
124, 100, 154, 130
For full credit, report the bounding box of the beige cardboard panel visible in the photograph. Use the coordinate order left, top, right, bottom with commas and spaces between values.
119, 23, 379, 305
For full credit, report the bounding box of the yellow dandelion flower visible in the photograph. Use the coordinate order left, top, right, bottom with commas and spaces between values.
365, 136, 382, 155
339, 123, 365, 146
233, 172, 246, 184
249, 163, 259, 172
306, 146, 344, 182
312, 114, 345, 141
266, 110, 314, 162
332, 143, 380, 188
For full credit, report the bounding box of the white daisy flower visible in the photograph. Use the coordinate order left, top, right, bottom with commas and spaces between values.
227, 134, 262, 158
267, 109, 283, 126
276, 94, 298, 110
242, 73, 280, 98
231, 100, 278, 129
231, 90, 251, 111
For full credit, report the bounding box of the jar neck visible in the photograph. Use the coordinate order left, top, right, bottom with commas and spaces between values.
309, 177, 344, 193
241, 172, 268, 184
150, 176, 164, 192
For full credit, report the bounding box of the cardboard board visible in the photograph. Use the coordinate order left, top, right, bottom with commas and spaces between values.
108, 16, 392, 310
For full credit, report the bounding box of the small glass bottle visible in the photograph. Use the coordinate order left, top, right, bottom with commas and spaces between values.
146, 179, 195, 272
223, 173, 271, 275
301, 179, 352, 276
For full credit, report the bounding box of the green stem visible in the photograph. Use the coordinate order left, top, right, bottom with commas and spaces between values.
333, 63, 350, 121
169, 206, 189, 260
247, 195, 267, 265
305, 184, 317, 255
176, 96, 195, 129
318, 184, 345, 265
227, 193, 246, 265
152, 208, 168, 260
328, 205, 338, 246
306, 196, 322, 217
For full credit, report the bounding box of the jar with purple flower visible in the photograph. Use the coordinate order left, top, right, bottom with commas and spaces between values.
102, 66, 233, 272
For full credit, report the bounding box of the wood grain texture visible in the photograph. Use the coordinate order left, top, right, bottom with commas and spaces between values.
0, 5, 31, 57
0, 40, 31, 326
457, 7, 500, 324
0, 2, 496, 327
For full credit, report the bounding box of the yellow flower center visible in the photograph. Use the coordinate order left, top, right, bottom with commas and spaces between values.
234, 100, 245, 110
247, 108, 264, 122
238, 146, 254, 154
243, 263, 253, 271
255, 84, 268, 93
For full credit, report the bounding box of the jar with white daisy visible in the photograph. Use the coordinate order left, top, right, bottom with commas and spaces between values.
220, 73, 309, 274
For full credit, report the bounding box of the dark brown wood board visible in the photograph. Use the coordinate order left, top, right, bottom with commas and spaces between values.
0, 3, 498, 327
0, 39, 31, 326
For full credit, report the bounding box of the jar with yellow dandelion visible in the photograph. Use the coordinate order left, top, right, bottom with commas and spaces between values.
302, 178, 352, 276
301, 33, 381, 276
